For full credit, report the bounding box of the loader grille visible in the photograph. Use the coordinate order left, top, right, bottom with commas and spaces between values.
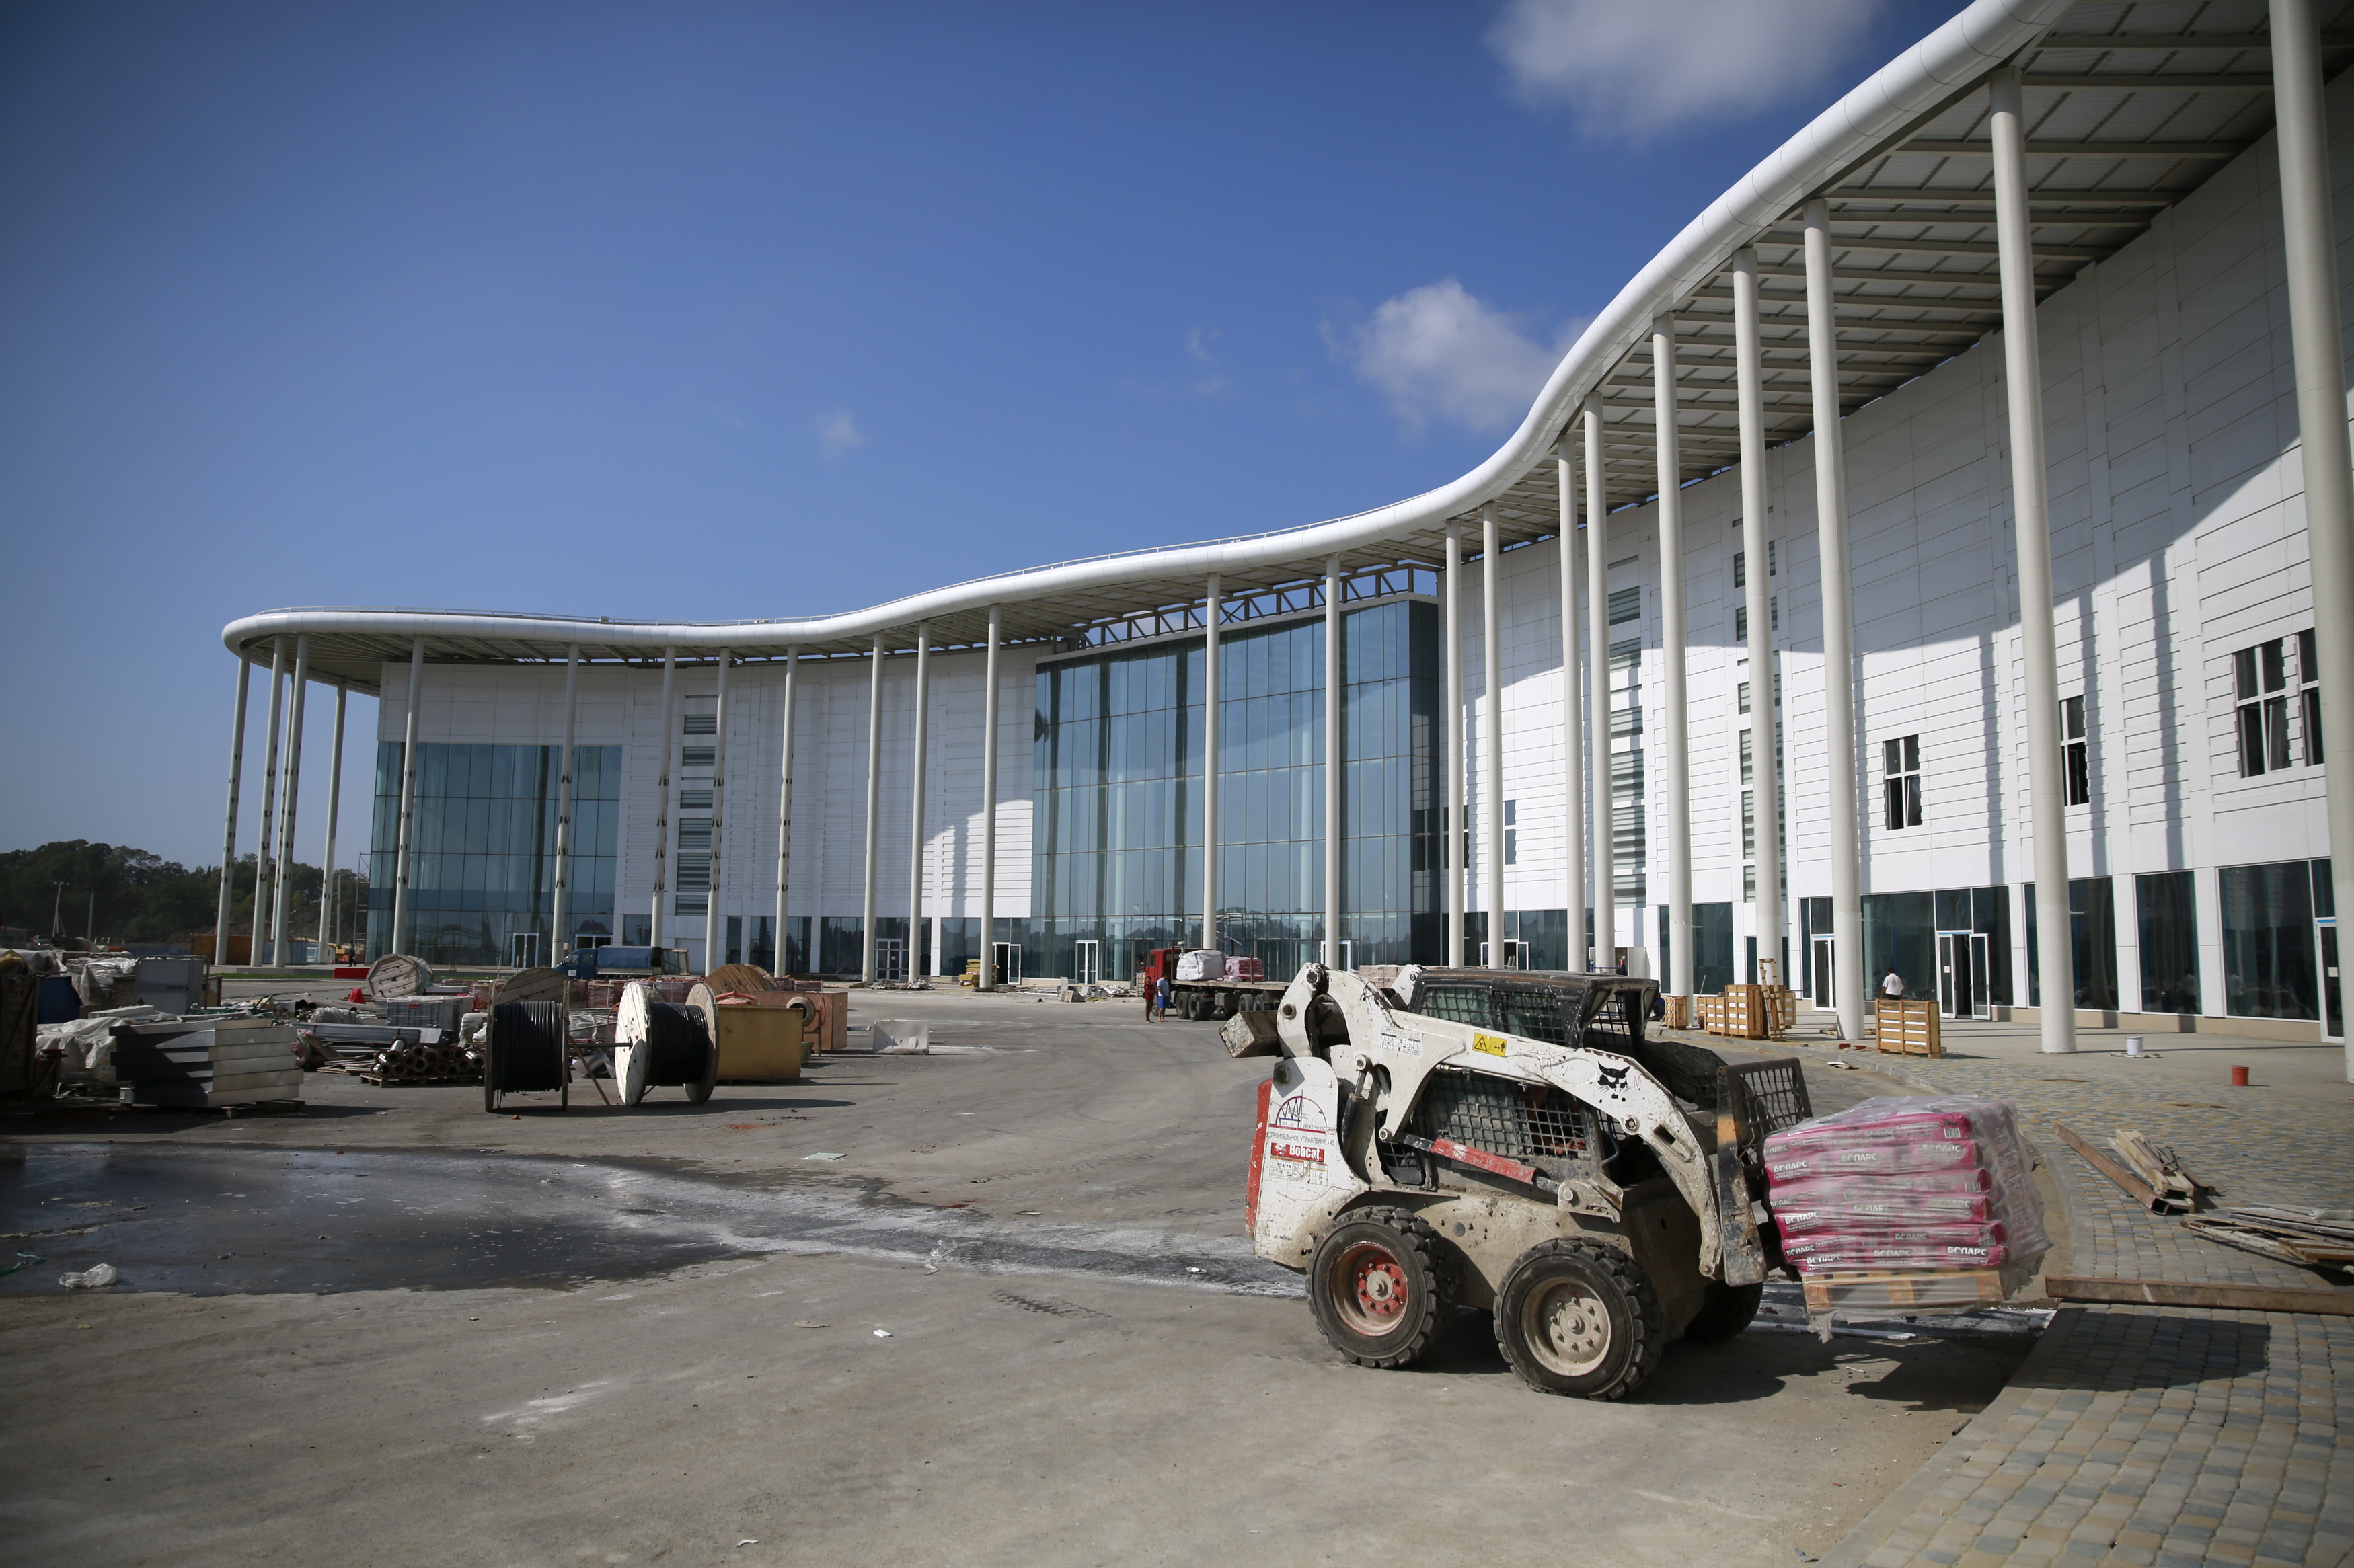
1412, 982, 1572, 1046
1717, 1056, 1813, 1147
1404, 1068, 1599, 1176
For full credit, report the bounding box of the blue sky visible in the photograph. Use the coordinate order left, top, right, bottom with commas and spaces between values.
0, 0, 1963, 871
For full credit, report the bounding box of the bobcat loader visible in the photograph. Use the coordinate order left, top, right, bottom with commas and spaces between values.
1244, 962, 1811, 1401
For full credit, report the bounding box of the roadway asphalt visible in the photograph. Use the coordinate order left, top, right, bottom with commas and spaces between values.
0, 986, 2044, 1567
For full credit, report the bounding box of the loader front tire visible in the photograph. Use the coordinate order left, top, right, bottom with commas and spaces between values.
1680, 1279, 1765, 1343
1494, 1240, 1663, 1401
1307, 1206, 1456, 1370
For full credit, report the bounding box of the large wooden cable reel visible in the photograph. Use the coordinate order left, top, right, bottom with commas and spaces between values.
612, 981, 718, 1107
365, 954, 435, 1001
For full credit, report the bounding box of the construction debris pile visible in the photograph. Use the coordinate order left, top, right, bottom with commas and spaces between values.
2185, 1207, 2354, 1273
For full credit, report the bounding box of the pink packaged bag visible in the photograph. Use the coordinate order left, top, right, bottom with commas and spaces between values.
1763, 1095, 2049, 1278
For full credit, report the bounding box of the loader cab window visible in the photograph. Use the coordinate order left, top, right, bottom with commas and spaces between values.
1414, 986, 1490, 1028
1494, 985, 1572, 1046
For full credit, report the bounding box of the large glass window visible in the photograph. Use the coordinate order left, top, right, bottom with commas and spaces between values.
2135, 871, 2200, 1015
1610, 638, 1645, 905
2024, 877, 2120, 1011
1031, 598, 1439, 978
366, 741, 621, 965
2219, 861, 2321, 1020
1860, 891, 1935, 1001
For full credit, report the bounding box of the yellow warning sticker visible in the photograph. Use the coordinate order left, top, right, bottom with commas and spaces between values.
1472, 1031, 1507, 1057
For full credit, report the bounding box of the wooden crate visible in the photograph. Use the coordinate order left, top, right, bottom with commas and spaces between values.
1874, 997, 1942, 1056
1720, 984, 1769, 1040
1663, 994, 1692, 1030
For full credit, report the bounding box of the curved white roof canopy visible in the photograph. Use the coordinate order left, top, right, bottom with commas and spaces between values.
225, 0, 2341, 690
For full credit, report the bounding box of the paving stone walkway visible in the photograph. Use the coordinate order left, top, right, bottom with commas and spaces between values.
1817, 1041, 2354, 1568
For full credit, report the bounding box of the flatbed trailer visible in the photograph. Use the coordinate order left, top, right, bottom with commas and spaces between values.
1139, 947, 1287, 1021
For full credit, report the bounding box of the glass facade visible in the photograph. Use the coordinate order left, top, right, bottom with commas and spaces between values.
2219, 859, 2329, 1021
366, 742, 621, 966
2025, 877, 2121, 1011
2135, 870, 2200, 1015
1030, 599, 1439, 982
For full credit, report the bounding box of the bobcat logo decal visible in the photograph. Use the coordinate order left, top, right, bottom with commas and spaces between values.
1596, 1063, 1630, 1093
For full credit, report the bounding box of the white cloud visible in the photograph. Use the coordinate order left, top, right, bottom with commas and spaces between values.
1342, 278, 1580, 436
1184, 326, 1230, 395
1488, 0, 1884, 139
816, 409, 863, 458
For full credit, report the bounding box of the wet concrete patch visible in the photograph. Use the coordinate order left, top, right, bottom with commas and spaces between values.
0, 1143, 1295, 1299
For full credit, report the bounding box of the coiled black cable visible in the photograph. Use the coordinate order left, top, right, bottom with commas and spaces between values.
487, 1000, 567, 1094
639, 1001, 713, 1087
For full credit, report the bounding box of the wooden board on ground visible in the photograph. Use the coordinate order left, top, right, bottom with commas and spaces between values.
2045, 1276, 2354, 1315
2055, 1121, 2183, 1213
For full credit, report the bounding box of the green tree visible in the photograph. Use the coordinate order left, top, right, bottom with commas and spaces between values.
0, 841, 367, 948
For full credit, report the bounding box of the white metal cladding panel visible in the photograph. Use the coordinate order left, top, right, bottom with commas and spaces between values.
1487, 69, 2351, 957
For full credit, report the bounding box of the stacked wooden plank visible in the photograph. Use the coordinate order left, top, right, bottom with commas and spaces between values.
2109, 1126, 2210, 1213
112, 1018, 302, 1107
2183, 1208, 2354, 1273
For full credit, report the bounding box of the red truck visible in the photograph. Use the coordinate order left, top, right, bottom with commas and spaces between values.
1139, 947, 1290, 1021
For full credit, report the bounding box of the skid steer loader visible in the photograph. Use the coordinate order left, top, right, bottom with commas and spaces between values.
1244, 963, 1813, 1401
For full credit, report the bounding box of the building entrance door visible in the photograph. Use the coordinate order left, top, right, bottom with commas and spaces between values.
1480, 941, 1531, 969
1937, 932, 1973, 1020
2320, 920, 2343, 1043
1073, 939, 1100, 986
875, 938, 905, 982
1811, 935, 1835, 1010
991, 943, 1022, 987
508, 932, 539, 970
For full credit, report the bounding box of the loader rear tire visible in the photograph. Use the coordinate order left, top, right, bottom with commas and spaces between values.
1493, 1240, 1663, 1401
1307, 1206, 1456, 1370
1680, 1279, 1764, 1343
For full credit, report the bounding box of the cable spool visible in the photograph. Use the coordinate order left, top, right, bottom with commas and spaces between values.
614, 982, 716, 1106
365, 953, 435, 1001
483, 1000, 567, 1111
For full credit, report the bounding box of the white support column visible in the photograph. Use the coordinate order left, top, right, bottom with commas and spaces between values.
1203, 575, 1221, 954
320, 684, 346, 953
2272, 0, 2354, 1076
862, 635, 885, 983
704, 650, 732, 967
1736, 249, 1786, 986
1805, 198, 1867, 1044
390, 639, 424, 957
907, 625, 932, 978
250, 637, 286, 962
1324, 557, 1343, 966
1444, 528, 1466, 966
1482, 506, 1507, 968
652, 647, 677, 951
1655, 313, 1692, 1003
1991, 73, 2077, 1054
774, 649, 797, 975
270, 635, 309, 963
1585, 399, 1613, 970
1558, 442, 1585, 976
552, 645, 582, 962
214, 656, 251, 966
980, 608, 1003, 990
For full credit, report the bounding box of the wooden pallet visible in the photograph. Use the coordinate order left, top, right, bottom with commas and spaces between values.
1800, 1258, 2037, 1317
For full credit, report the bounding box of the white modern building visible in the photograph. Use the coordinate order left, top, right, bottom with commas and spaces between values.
219, 0, 2354, 1066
